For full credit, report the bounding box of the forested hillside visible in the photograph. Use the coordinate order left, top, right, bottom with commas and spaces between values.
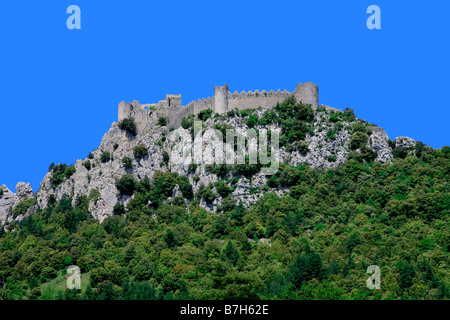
1, 136, 448, 300
0, 97, 449, 300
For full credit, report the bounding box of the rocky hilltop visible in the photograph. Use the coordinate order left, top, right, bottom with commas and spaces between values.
0, 95, 419, 228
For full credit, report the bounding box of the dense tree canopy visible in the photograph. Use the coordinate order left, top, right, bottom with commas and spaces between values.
0, 143, 448, 300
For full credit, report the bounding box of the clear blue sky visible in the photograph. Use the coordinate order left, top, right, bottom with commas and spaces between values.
1, 0, 449, 192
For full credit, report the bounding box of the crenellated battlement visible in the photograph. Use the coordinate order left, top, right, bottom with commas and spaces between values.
118, 82, 318, 131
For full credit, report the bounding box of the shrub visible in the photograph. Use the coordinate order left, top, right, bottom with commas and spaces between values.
41, 266, 57, 281
12, 198, 36, 216
351, 123, 366, 133
100, 152, 111, 163
215, 181, 232, 198
393, 147, 410, 159
136, 177, 151, 194
258, 109, 277, 125
343, 107, 356, 121
267, 175, 280, 188
329, 115, 339, 123
296, 141, 309, 154
122, 157, 133, 169
197, 109, 213, 121
0, 189, 3, 196
172, 196, 185, 207
350, 132, 368, 150
65, 166, 76, 178
118, 118, 137, 135
157, 117, 167, 126
87, 190, 99, 204
207, 162, 231, 178
148, 172, 193, 206
113, 202, 126, 215
87, 152, 94, 159
83, 160, 91, 170
246, 114, 259, 128
276, 97, 314, 122
414, 141, 426, 158
162, 151, 170, 165
50, 164, 76, 187
196, 184, 215, 202
326, 129, 336, 140
181, 115, 194, 129
188, 163, 198, 174
116, 174, 136, 196
327, 155, 337, 162
222, 196, 237, 213
360, 146, 377, 162
133, 145, 148, 158
227, 109, 237, 118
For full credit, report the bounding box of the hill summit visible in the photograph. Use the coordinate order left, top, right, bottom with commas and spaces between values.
0, 82, 422, 225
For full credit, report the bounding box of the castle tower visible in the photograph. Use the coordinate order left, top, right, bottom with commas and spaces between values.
214, 84, 229, 114
165, 94, 182, 108
293, 82, 319, 107
118, 101, 133, 122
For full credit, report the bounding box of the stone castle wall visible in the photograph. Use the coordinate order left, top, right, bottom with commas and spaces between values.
118, 82, 319, 131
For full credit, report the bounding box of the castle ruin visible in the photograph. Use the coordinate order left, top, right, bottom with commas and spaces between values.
118, 82, 319, 132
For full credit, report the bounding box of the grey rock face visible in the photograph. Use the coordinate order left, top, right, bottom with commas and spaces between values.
0, 185, 16, 225
1, 101, 422, 226
15, 182, 34, 201
0, 182, 34, 226
369, 126, 393, 163
394, 136, 416, 149
35, 122, 168, 223
172, 185, 182, 198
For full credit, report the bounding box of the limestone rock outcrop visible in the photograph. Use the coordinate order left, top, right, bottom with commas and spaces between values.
369, 126, 393, 163
0, 97, 422, 226
394, 136, 416, 149
0, 182, 34, 226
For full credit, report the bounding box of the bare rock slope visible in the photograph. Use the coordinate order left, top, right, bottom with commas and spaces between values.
0, 103, 417, 226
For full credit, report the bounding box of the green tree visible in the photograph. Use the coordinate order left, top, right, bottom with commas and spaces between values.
118, 118, 137, 135
116, 174, 136, 196
113, 202, 126, 215
346, 232, 362, 253
221, 241, 239, 266
398, 261, 416, 290
164, 229, 178, 248
290, 250, 322, 288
